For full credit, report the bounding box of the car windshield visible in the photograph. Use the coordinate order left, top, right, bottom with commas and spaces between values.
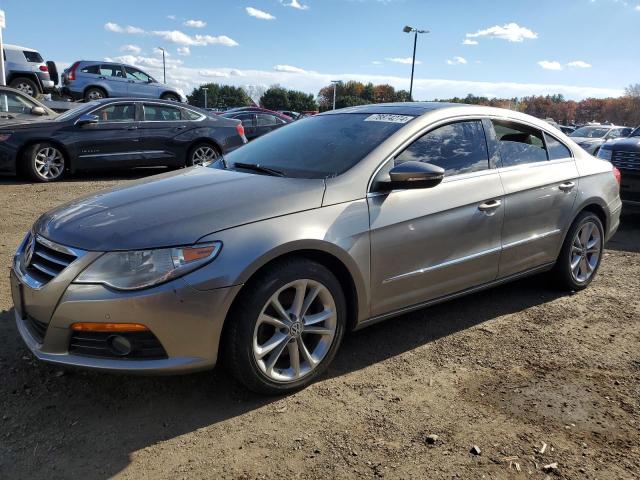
631, 127, 640, 137
570, 127, 610, 138
54, 101, 100, 121
217, 113, 413, 179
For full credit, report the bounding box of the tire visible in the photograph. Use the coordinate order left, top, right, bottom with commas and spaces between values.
552, 211, 604, 291
46, 61, 59, 86
23, 143, 66, 182
9, 77, 40, 99
161, 93, 180, 102
223, 258, 347, 394
186, 142, 220, 167
84, 87, 107, 101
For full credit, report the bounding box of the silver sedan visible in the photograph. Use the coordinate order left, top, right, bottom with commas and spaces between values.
11, 102, 622, 394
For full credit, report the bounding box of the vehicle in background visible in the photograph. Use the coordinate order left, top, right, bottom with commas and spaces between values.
9, 103, 621, 394
569, 125, 633, 155
0, 86, 57, 123
221, 108, 292, 141
40, 99, 84, 114
0, 98, 246, 182
3, 44, 56, 99
61, 61, 186, 102
597, 126, 640, 207
558, 125, 575, 135
278, 110, 300, 120
299, 110, 319, 118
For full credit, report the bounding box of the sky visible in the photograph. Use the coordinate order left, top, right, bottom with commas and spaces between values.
0, 0, 638, 101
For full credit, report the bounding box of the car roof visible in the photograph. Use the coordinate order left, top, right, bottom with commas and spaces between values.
4, 44, 40, 52
320, 102, 468, 116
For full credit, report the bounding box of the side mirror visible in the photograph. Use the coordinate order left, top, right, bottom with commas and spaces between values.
75, 113, 99, 126
31, 106, 47, 116
384, 161, 445, 190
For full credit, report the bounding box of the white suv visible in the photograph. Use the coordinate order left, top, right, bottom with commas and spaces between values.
3, 44, 55, 99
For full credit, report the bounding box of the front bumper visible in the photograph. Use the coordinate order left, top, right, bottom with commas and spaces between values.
11, 267, 241, 374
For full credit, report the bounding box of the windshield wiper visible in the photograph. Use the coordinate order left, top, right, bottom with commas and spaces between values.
232, 162, 285, 177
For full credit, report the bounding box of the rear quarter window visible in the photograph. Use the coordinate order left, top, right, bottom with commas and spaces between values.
23, 51, 44, 63
80, 65, 100, 74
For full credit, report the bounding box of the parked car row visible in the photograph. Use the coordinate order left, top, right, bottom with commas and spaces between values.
10, 102, 622, 393
569, 124, 634, 155
0, 98, 247, 181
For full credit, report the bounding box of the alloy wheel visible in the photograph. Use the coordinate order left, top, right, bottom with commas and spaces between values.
252, 279, 337, 383
570, 221, 601, 283
34, 147, 64, 180
191, 146, 218, 166
16, 82, 35, 96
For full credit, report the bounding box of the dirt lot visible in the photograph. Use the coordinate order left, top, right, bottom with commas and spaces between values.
0, 172, 638, 480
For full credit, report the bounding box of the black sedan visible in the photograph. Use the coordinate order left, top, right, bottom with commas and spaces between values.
0, 98, 247, 182
220, 108, 291, 141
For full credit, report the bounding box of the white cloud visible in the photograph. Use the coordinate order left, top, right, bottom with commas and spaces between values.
246, 7, 276, 20
567, 60, 592, 68
282, 0, 310, 9
636, 5, 640, 10
121, 44, 141, 54
167, 15, 176, 20
104, 22, 122, 33
109, 54, 183, 70
386, 57, 422, 65
177, 46, 190, 56
538, 60, 563, 70
184, 19, 206, 28
152, 30, 239, 47
371, 60, 383, 65
274, 64, 308, 73
462, 39, 478, 45
466, 22, 538, 43
446, 56, 468, 65
199, 69, 230, 78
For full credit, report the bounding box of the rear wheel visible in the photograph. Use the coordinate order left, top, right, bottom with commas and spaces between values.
187, 142, 219, 166
224, 258, 347, 394
552, 211, 604, 291
24, 143, 66, 182
10, 77, 40, 98
84, 87, 106, 101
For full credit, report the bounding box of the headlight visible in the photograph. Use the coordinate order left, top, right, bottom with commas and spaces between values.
75, 242, 221, 290
597, 148, 612, 161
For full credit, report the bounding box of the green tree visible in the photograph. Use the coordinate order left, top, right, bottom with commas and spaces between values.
187, 84, 252, 109
260, 86, 290, 110
287, 90, 318, 112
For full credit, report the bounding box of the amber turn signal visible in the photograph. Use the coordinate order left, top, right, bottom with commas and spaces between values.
70, 322, 149, 332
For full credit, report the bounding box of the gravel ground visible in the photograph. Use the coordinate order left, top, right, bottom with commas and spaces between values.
0, 172, 638, 480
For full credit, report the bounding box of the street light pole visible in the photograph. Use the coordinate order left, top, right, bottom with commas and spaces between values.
157, 47, 166, 84
331, 80, 340, 110
403, 26, 429, 101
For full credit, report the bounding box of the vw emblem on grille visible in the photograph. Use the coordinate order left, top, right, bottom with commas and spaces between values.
24, 235, 35, 268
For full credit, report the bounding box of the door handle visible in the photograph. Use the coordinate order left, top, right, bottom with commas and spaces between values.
98, 76, 106, 80
174, 125, 187, 130
559, 181, 576, 192
478, 199, 502, 212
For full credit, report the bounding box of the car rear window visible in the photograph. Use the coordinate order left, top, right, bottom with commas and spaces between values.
23, 51, 44, 63
222, 113, 413, 179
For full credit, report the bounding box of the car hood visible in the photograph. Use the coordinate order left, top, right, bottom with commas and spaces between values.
0, 118, 59, 129
602, 136, 640, 151
34, 167, 326, 251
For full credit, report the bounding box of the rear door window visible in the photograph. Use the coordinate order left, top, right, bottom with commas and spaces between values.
94, 103, 136, 122
80, 64, 100, 75
395, 120, 490, 176
143, 104, 182, 121
23, 51, 44, 63
256, 114, 279, 127
100, 65, 125, 78
544, 133, 572, 160
492, 121, 548, 167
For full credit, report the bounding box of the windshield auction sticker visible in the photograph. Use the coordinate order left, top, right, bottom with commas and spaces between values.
364, 114, 414, 124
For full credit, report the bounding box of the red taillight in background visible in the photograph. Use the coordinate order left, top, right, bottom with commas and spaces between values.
612, 166, 621, 185
67, 61, 80, 81
38, 65, 48, 72
236, 123, 245, 138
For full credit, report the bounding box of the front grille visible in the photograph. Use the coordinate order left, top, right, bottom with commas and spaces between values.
24, 236, 77, 285
25, 315, 48, 343
69, 331, 168, 360
612, 150, 640, 171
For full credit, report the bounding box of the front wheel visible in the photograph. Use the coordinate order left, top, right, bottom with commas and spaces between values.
24, 143, 66, 182
552, 212, 604, 291
224, 259, 347, 394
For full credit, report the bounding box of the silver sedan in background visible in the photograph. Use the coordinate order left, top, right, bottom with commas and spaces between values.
11, 103, 622, 394
569, 124, 633, 155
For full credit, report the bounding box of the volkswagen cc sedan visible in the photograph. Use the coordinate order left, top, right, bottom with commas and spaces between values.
11, 103, 622, 394
0, 98, 247, 182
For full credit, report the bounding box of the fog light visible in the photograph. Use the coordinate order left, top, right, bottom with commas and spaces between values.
107, 335, 133, 356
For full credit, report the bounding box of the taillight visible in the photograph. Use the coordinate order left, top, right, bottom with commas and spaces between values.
236, 123, 245, 138
612, 166, 621, 185
39, 65, 48, 72
67, 61, 80, 81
